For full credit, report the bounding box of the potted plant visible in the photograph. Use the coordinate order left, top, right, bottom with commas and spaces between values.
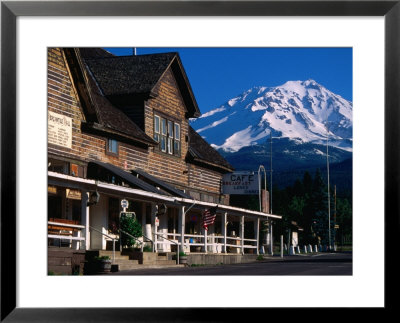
178, 251, 188, 265
94, 255, 112, 273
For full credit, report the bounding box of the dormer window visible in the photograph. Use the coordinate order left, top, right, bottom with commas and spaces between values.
106, 138, 118, 155
154, 114, 180, 156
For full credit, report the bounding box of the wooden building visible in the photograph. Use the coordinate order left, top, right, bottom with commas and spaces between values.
47, 48, 280, 269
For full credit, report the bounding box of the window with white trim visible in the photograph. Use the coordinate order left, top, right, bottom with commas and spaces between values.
174, 122, 181, 155
154, 114, 181, 156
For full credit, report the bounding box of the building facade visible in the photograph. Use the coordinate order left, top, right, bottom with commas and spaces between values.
47, 48, 280, 259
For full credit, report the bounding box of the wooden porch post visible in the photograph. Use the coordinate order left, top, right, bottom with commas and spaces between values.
81, 190, 90, 250
255, 217, 260, 255
222, 212, 227, 253
178, 206, 185, 252
203, 226, 208, 253
240, 216, 244, 255
151, 203, 157, 252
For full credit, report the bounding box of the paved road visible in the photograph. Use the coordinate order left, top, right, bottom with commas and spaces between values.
110, 252, 352, 276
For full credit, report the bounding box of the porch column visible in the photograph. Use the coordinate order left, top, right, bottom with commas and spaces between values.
81, 191, 90, 250
141, 203, 146, 239
151, 203, 157, 252
222, 212, 227, 253
255, 217, 260, 255
269, 221, 274, 256
178, 206, 185, 252
203, 226, 208, 253
240, 216, 244, 255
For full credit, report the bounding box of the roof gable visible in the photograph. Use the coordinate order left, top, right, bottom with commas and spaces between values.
64, 48, 156, 146
83, 50, 200, 118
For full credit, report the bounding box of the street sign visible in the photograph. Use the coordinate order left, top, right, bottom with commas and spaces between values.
120, 212, 135, 219
334, 224, 340, 229
121, 199, 129, 209
155, 217, 159, 227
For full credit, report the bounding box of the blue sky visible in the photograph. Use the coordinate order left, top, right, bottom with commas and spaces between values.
104, 47, 352, 115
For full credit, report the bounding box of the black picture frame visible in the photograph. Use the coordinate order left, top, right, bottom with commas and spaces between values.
1, 0, 398, 321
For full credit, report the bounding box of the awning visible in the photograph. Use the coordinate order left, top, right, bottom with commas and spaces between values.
87, 161, 166, 195
131, 168, 192, 199
48, 171, 282, 220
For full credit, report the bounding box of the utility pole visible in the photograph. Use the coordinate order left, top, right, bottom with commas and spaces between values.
270, 132, 273, 214
326, 122, 331, 251
334, 185, 337, 251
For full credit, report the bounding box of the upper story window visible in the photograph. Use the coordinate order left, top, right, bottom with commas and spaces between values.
154, 114, 181, 156
106, 138, 118, 155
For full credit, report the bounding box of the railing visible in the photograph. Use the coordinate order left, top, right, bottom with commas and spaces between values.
89, 226, 117, 263
48, 220, 85, 249
154, 232, 257, 254
153, 232, 180, 264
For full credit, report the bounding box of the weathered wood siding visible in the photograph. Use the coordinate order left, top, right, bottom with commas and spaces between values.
47, 48, 222, 198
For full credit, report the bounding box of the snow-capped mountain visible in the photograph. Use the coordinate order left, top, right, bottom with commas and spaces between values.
191, 79, 352, 153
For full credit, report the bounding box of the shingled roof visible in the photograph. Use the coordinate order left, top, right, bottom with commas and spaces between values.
81, 50, 200, 118
79, 48, 115, 59
187, 126, 234, 173
84, 71, 156, 146
63, 48, 156, 146
84, 53, 176, 96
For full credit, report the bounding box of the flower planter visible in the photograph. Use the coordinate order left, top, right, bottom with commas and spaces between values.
97, 259, 112, 273
179, 256, 188, 265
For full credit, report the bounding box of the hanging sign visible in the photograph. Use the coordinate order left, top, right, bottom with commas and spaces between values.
121, 199, 129, 210
222, 172, 259, 195
48, 186, 57, 194
120, 211, 135, 219
66, 189, 81, 200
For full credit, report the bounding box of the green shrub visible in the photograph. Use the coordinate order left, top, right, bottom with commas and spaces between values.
143, 245, 153, 252
94, 255, 110, 261
120, 216, 142, 247
179, 251, 187, 257
256, 255, 264, 261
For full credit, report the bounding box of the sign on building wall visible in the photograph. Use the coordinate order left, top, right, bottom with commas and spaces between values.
66, 189, 81, 200
48, 111, 72, 149
222, 172, 259, 195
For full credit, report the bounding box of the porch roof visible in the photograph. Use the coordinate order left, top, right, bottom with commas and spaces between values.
48, 171, 281, 220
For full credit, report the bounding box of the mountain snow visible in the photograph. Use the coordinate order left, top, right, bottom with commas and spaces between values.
190, 79, 352, 153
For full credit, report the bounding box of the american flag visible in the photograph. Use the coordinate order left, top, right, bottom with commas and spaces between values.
202, 206, 218, 230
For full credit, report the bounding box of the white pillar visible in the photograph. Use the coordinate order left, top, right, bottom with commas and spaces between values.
269, 221, 274, 255
255, 218, 260, 255
141, 203, 146, 239
203, 226, 208, 253
280, 235, 284, 258
240, 216, 244, 255
80, 191, 90, 250
222, 212, 227, 253
151, 203, 157, 252
178, 206, 185, 252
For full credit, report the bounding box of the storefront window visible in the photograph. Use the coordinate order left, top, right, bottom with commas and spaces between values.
48, 195, 62, 220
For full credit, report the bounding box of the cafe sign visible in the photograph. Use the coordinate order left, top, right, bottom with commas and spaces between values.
48, 111, 72, 149
222, 172, 259, 195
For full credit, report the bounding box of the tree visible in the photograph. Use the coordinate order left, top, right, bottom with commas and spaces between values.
120, 216, 142, 248
310, 169, 330, 245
